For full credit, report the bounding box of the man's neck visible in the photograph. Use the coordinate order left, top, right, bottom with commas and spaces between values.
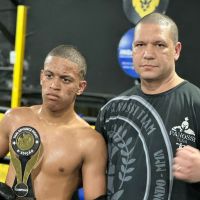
141, 74, 184, 94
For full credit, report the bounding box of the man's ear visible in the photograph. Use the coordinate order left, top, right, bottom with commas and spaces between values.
76, 80, 87, 95
174, 42, 182, 61
40, 70, 44, 86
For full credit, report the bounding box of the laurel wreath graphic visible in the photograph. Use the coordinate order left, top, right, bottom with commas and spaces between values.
108, 124, 136, 200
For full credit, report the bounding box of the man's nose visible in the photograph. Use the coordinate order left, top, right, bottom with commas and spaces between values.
50, 78, 60, 90
143, 45, 155, 59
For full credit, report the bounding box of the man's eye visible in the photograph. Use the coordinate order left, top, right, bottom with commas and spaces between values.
135, 43, 144, 47
156, 43, 165, 48
45, 74, 53, 79
63, 78, 71, 83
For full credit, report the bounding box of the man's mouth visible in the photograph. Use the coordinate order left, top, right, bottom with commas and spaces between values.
46, 93, 59, 100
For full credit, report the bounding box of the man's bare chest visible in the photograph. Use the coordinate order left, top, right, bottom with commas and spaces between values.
40, 134, 83, 175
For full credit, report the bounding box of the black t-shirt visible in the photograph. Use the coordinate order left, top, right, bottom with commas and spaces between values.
96, 81, 200, 200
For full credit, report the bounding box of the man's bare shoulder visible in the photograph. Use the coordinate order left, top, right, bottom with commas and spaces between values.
77, 122, 106, 153
0, 106, 42, 131
3, 105, 39, 120
0, 106, 37, 138
75, 115, 103, 139
78, 125, 107, 166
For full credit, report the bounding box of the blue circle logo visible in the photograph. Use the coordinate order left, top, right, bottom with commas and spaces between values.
118, 28, 139, 79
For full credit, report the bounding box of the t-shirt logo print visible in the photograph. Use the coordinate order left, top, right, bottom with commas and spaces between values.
169, 117, 196, 148
107, 124, 136, 199
104, 95, 173, 200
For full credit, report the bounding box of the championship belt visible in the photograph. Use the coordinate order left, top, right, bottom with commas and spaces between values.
10, 126, 43, 199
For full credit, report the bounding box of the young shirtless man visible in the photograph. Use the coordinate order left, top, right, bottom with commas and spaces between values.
0, 45, 107, 200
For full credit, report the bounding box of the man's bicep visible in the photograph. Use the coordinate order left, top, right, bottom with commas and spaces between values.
82, 135, 107, 200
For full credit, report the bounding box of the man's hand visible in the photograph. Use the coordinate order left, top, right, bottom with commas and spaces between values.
173, 145, 200, 183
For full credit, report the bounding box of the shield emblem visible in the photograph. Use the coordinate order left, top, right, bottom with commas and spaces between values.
123, 0, 170, 24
